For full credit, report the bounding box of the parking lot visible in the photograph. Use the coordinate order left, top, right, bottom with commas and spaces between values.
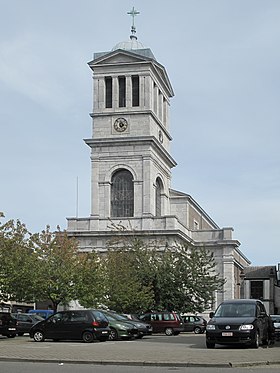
0, 333, 279, 368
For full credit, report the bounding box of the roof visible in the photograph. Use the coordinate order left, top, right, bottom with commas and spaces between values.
243, 266, 276, 279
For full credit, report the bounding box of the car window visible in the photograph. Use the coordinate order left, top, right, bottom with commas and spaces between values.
69, 311, 89, 322
91, 311, 108, 322
18, 314, 31, 322
215, 303, 256, 317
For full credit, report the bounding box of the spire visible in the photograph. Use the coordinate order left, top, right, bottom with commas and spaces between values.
127, 6, 140, 40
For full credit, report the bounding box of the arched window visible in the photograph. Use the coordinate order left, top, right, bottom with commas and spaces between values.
155, 178, 163, 216
111, 169, 134, 217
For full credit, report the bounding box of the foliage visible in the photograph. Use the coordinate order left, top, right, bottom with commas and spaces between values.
30, 226, 85, 311
99, 247, 154, 313
73, 252, 105, 309
1, 216, 225, 314
0, 219, 38, 303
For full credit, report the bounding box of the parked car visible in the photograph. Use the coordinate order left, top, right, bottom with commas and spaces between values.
181, 314, 207, 334
122, 313, 153, 337
206, 299, 274, 349
29, 309, 110, 343
28, 309, 54, 319
99, 310, 138, 340
139, 311, 184, 336
270, 315, 280, 341
11, 313, 44, 336
0, 312, 17, 338
106, 312, 152, 338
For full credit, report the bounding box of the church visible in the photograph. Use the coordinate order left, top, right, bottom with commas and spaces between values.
67, 8, 250, 310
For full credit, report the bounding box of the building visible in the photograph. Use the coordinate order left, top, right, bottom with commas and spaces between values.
240, 265, 280, 314
67, 9, 250, 309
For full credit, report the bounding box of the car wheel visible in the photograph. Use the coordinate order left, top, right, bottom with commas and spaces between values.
165, 327, 174, 336
82, 331, 94, 343
33, 330, 45, 342
251, 331, 260, 349
206, 341, 215, 349
194, 326, 202, 334
109, 328, 119, 340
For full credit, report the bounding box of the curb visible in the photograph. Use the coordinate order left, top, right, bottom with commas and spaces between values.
1, 357, 280, 368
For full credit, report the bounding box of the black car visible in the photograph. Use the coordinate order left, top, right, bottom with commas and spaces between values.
181, 314, 207, 334
29, 310, 110, 343
206, 299, 274, 349
0, 312, 17, 338
270, 315, 280, 341
11, 313, 44, 336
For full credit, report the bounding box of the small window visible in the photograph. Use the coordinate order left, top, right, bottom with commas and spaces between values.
132, 75, 139, 106
118, 76, 126, 107
105, 77, 112, 108
250, 281, 263, 300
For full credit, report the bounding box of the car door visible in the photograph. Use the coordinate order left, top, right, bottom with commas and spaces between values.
257, 302, 268, 340
44, 312, 69, 340
17, 314, 33, 333
183, 316, 193, 332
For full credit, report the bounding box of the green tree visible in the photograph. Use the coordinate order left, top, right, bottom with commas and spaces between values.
98, 247, 154, 313
151, 245, 225, 312
0, 219, 36, 303
74, 251, 106, 309
30, 226, 87, 311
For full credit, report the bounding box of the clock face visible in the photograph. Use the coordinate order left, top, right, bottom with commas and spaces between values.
114, 117, 128, 132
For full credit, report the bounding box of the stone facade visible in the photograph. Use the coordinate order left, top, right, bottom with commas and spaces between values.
67, 33, 250, 310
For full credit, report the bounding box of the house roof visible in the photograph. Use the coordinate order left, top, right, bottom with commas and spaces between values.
243, 266, 276, 279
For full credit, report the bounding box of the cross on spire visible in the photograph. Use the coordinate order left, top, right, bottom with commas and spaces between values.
127, 7, 140, 37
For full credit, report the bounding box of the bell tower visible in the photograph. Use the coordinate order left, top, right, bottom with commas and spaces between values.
85, 8, 176, 221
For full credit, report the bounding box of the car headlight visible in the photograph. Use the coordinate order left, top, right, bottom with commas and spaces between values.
206, 324, 216, 330
239, 324, 254, 330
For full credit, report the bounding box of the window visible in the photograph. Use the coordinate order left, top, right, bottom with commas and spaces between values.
155, 178, 162, 216
111, 169, 134, 217
250, 281, 263, 300
132, 75, 139, 106
105, 77, 112, 108
118, 76, 126, 107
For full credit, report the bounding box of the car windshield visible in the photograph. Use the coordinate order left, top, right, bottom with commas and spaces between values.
215, 303, 255, 318
107, 312, 127, 321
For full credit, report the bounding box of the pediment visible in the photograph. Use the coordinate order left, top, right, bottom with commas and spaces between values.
89, 49, 151, 67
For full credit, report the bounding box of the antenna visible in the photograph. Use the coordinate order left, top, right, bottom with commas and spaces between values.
76, 176, 79, 218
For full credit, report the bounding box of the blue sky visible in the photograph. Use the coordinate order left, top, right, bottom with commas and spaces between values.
1, 0, 279, 266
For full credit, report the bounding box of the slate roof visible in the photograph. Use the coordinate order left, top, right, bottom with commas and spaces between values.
243, 266, 276, 279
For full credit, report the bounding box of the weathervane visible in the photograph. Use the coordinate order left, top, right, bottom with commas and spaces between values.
127, 6, 140, 38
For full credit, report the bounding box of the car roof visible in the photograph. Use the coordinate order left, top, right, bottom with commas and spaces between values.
221, 299, 261, 304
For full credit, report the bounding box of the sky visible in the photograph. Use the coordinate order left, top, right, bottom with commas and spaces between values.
1, 0, 279, 266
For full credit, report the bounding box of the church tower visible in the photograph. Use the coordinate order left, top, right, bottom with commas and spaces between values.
67, 8, 250, 308
85, 8, 176, 223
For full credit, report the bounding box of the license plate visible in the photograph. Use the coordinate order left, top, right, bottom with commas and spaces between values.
101, 331, 108, 334
8, 328, 16, 331
222, 332, 233, 336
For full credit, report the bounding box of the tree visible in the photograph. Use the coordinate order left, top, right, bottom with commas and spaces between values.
99, 247, 154, 313
150, 245, 225, 312
74, 251, 105, 309
30, 226, 87, 311
0, 219, 36, 303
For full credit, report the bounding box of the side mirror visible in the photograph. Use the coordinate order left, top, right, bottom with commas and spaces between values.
209, 312, 214, 319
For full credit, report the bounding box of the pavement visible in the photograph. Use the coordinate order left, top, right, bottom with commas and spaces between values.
0, 335, 280, 368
